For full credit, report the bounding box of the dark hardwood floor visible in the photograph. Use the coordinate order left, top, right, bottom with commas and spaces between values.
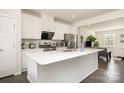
0, 72, 29, 83
81, 58, 124, 83
0, 58, 124, 83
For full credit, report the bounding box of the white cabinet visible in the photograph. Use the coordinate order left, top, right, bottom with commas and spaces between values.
22, 13, 41, 39
32, 16, 41, 39
21, 52, 27, 72
40, 13, 54, 32
53, 21, 64, 40
53, 21, 72, 40
21, 13, 74, 40
22, 13, 33, 39
22, 13, 54, 39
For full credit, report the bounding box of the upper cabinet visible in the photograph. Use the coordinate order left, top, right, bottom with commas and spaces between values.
22, 13, 55, 39
21, 12, 74, 40
32, 16, 41, 39
53, 21, 72, 40
40, 13, 54, 32
22, 13, 33, 39
22, 13, 41, 39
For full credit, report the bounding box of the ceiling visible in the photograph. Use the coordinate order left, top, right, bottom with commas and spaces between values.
31, 9, 117, 23
79, 17, 124, 30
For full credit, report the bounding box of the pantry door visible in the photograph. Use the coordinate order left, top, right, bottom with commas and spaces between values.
0, 15, 16, 78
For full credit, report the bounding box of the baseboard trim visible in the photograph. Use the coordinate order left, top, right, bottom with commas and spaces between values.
27, 76, 33, 83
21, 68, 27, 72
14, 72, 22, 76
79, 67, 98, 83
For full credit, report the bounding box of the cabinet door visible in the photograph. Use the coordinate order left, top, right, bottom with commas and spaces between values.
22, 13, 33, 39
53, 21, 72, 40
53, 22, 64, 40
41, 13, 54, 32
48, 16, 54, 32
32, 16, 41, 39
41, 14, 49, 31
21, 53, 27, 71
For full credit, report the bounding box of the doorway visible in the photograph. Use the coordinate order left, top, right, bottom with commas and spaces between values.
0, 15, 16, 78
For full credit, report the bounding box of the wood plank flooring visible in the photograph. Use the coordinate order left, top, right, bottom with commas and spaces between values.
0, 72, 29, 83
0, 58, 124, 83
81, 59, 124, 83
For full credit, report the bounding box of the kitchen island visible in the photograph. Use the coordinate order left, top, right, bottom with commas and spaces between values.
24, 48, 102, 83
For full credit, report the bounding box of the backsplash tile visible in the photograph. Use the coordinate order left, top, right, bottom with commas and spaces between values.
21, 39, 63, 49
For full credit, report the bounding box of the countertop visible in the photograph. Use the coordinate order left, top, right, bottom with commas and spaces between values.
22, 48, 103, 65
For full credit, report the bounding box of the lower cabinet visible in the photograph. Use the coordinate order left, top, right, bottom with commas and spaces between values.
21, 53, 27, 72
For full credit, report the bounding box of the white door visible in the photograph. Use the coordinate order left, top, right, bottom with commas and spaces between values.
0, 15, 15, 78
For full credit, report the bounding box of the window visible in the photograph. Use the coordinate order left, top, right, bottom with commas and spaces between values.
120, 34, 124, 43
104, 32, 115, 47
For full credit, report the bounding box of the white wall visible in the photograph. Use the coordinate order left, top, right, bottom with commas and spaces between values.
96, 29, 124, 56
74, 10, 124, 27
78, 17, 124, 56
78, 17, 124, 38
0, 9, 21, 75
77, 27, 96, 47
74, 10, 124, 49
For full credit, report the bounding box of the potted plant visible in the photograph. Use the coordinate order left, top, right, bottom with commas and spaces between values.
80, 35, 84, 52
93, 41, 99, 48
86, 35, 96, 47
80, 35, 83, 47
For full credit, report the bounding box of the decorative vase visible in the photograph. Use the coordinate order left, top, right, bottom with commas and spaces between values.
80, 48, 84, 52
80, 42, 84, 52
92, 42, 94, 47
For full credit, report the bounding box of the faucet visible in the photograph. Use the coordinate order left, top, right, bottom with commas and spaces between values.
67, 40, 75, 49
67, 41, 70, 49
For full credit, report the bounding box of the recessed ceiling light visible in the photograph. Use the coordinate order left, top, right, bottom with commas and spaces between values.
72, 15, 76, 18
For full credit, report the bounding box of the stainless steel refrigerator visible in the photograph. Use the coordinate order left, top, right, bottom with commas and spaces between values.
64, 34, 78, 49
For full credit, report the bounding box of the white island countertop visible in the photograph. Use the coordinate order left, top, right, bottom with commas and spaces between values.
23, 48, 103, 65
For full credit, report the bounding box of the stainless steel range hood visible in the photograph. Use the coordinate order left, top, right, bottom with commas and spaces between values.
41, 31, 55, 40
